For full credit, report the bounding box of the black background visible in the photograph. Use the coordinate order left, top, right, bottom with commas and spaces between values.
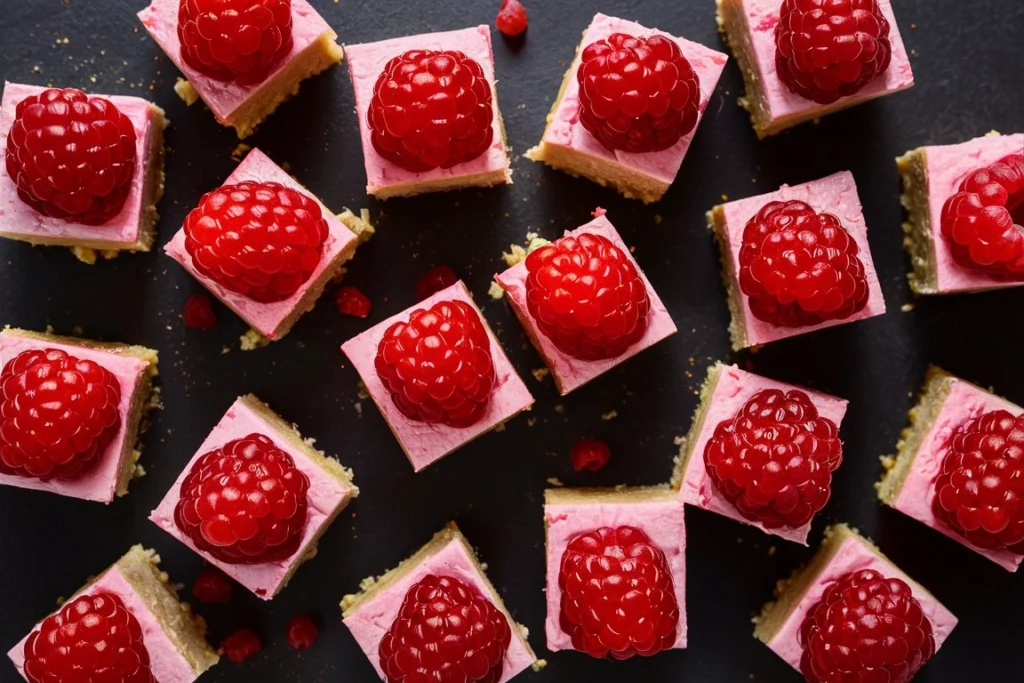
2, 1, 1023, 681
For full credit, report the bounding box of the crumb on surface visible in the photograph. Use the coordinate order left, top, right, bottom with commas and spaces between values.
531, 367, 550, 383
173, 78, 199, 106
601, 409, 618, 421
901, 302, 915, 312
356, 381, 369, 399
239, 329, 269, 351
230, 143, 251, 161
532, 659, 548, 672
487, 281, 505, 300
546, 478, 564, 487
339, 208, 376, 244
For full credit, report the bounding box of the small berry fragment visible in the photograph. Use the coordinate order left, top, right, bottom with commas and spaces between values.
570, 438, 610, 472
286, 615, 319, 651
416, 264, 459, 301
336, 285, 372, 318
184, 293, 218, 329
192, 566, 234, 604
496, 0, 528, 37
220, 628, 261, 663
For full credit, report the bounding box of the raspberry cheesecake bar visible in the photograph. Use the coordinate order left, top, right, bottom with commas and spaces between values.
345, 26, 511, 199
0, 83, 166, 263
717, 0, 914, 137
341, 281, 533, 471
709, 171, 886, 350
898, 132, 1024, 294
150, 395, 357, 599
494, 213, 676, 395
8, 545, 218, 683
878, 367, 1023, 571
755, 524, 956, 681
673, 363, 847, 545
341, 523, 536, 682
0, 327, 158, 503
138, 0, 342, 138
526, 13, 727, 203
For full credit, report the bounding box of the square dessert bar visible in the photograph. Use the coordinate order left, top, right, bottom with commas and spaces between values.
672, 362, 847, 545
346, 26, 511, 199
494, 214, 677, 395
708, 171, 886, 350
341, 281, 533, 471
8, 545, 218, 682
0, 327, 158, 503
150, 394, 357, 599
898, 132, 1024, 295
0, 82, 166, 264
138, 0, 342, 138
716, 0, 914, 137
878, 367, 1023, 572
526, 13, 728, 203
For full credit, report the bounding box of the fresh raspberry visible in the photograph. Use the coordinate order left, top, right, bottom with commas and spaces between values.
775, 0, 892, 105
184, 293, 218, 329
23, 592, 155, 683
5, 88, 137, 225
374, 300, 495, 427
576, 33, 700, 153
183, 181, 329, 304
368, 50, 495, 172
0, 348, 121, 481
192, 565, 233, 603
525, 232, 650, 361
220, 628, 261, 663
799, 569, 935, 682
703, 388, 842, 529
559, 526, 679, 659
739, 200, 869, 327
570, 438, 610, 472
174, 433, 310, 565
379, 574, 510, 683
178, 0, 293, 86
336, 285, 372, 318
940, 154, 1024, 280
416, 264, 459, 301
285, 615, 318, 651
496, 0, 528, 37
932, 410, 1024, 554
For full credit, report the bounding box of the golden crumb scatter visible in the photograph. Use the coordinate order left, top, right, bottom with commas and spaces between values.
239, 329, 269, 351
546, 478, 564, 487
601, 410, 618, 421
532, 659, 548, 672
767, 546, 776, 557
494, 423, 506, 433
487, 281, 505, 300
356, 381, 369, 399
531, 367, 550, 383
502, 244, 527, 267
901, 302, 915, 312
231, 143, 251, 162
554, 404, 565, 413
220, 346, 231, 355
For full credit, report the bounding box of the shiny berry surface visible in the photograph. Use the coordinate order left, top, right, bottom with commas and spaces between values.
285, 615, 318, 650
5, 88, 137, 225
416, 264, 459, 301
184, 293, 218, 329
335, 285, 372, 318
570, 437, 611, 472
496, 0, 528, 37
192, 565, 233, 603
220, 628, 261, 663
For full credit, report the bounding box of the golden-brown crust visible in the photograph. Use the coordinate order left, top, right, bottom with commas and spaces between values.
897, 148, 939, 294
670, 362, 725, 489
544, 485, 677, 507
708, 205, 749, 350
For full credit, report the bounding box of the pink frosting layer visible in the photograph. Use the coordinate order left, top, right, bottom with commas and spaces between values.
739, 0, 913, 123
678, 365, 848, 545
150, 397, 355, 599
766, 533, 957, 671
164, 147, 356, 339
343, 536, 536, 682
138, 0, 333, 121
494, 214, 677, 395
9, 565, 199, 683
0, 82, 157, 245
0, 330, 150, 503
346, 26, 508, 196
542, 13, 727, 186
893, 377, 1023, 571
341, 281, 534, 471
720, 171, 887, 347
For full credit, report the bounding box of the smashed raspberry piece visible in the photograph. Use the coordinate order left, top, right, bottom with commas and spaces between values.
739, 200, 869, 327
368, 50, 494, 172
5, 88, 137, 225
178, 0, 293, 86
183, 181, 329, 304
174, 433, 310, 564
775, 0, 892, 105
192, 566, 234, 604
184, 293, 218, 330
932, 410, 1024, 554
0, 348, 122, 481
286, 615, 319, 651
525, 232, 650, 361
220, 628, 261, 663
559, 526, 679, 659
336, 285, 372, 318
375, 300, 496, 427
496, 0, 528, 37
570, 438, 610, 472
415, 264, 459, 301
379, 574, 510, 683
576, 33, 700, 153
23, 592, 155, 683
799, 569, 935, 682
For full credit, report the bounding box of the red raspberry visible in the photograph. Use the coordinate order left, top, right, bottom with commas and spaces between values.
416, 264, 459, 301
368, 50, 495, 172
525, 232, 650, 361
940, 154, 1024, 280
5, 88, 137, 225
559, 526, 679, 659
23, 592, 155, 683
775, 0, 892, 105
220, 628, 261, 663
178, 0, 293, 86
932, 410, 1024, 554
0, 348, 121, 481
496, 0, 528, 37
285, 614, 318, 650
703, 388, 842, 529
174, 433, 310, 565
570, 438, 611, 472
799, 569, 935, 682
739, 200, 869, 327
192, 565, 234, 603
379, 574, 510, 683
336, 285, 372, 318
576, 33, 700, 153
374, 300, 495, 427
184, 293, 218, 329
183, 181, 329, 304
